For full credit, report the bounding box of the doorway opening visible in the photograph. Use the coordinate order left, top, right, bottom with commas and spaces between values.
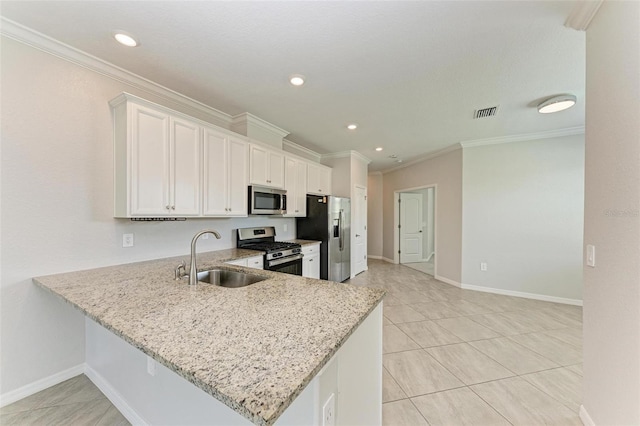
394, 185, 436, 277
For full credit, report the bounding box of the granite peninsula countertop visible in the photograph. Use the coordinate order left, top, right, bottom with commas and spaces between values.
33, 248, 384, 426
282, 239, 321, 246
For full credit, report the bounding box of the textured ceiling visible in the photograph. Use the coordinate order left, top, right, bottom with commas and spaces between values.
1, 1, 585, 171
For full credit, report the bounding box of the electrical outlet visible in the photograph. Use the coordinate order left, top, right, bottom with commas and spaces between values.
322, 393, 335, 426
480, 262, 488, 271
283, 223, 288, 233
146, 355, 156, 376
122, 233, 134, 248
202, 233, 209, 239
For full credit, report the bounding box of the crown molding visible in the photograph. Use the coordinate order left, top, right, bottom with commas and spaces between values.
321, 150, 372, 165
282, 140, 322, 163
564, 0, 604, 31
460, 126, 585, 148
368, 171, 383, 176
382, 144, 462, 175
0, 17, 235, 127
230, 112, 289, 139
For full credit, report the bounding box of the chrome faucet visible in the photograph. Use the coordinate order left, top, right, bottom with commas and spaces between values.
188, 230, 221, 285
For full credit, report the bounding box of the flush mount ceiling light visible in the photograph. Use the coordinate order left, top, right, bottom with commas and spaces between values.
537, 94, 577, 114
113, 31, 139, 47
289, 74, 305, 86
347, 124, 358, 130
375, 147, 383, 152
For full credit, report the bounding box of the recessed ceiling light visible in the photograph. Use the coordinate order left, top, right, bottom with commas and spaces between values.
396, 159, 403, 163
347, 124, 358, 130
113, 31, 139, 47
375, 147, 383, 152
289, 74, 305, 86
537, 94, 576, 114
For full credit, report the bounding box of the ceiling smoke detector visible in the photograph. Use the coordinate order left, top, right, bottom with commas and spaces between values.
389, 154, 398, 159
474, 106, 499, 119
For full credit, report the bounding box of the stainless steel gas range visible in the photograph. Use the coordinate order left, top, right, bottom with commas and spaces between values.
237, 227, 303, 275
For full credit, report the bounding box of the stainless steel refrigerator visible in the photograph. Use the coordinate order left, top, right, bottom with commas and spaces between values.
296, 195, 351, 282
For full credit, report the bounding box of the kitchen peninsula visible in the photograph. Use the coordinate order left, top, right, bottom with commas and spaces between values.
33, 248, 384, 426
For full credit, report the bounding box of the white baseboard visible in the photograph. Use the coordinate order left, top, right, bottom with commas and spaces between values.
434, 275, 462, 288
579, 405, 595, 426
84, 365, 148, 426
367, 255, 382, 260
461, 283, 583, 306
0, 364, 85, 407
381, 257, 395, 264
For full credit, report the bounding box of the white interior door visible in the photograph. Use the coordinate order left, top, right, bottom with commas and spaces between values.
353, 186, 367, 276
400, 193, 423, 263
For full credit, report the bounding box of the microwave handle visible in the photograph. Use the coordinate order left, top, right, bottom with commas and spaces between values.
281, 194, 286, 213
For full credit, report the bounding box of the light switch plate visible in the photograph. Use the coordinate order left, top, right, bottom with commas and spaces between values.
586, 244, 595, 267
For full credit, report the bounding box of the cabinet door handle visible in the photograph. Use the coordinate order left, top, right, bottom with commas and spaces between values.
165, 205, 170, 210
171, 206, 176, 210
229, 208, 232, 212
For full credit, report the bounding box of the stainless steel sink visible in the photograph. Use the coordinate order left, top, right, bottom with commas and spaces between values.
195, 269, 267, 288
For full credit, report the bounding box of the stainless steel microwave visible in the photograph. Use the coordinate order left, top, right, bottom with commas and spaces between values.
248, 186, 287, 215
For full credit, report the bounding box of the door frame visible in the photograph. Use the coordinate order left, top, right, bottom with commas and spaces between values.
393, 184, 438, 276
352, 184, 368, 277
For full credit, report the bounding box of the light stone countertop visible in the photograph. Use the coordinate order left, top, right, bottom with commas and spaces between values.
33, 248, 384, 426
282, 239, 321, 246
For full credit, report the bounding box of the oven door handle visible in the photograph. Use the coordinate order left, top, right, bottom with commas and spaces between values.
268, 253, 304, 267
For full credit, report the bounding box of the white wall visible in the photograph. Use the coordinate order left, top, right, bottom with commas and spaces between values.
461, 135, 585, 302
582, 1, 640, 424
367, 173, 383, 258
0, 36, 296, 396
382, 148, 463, 283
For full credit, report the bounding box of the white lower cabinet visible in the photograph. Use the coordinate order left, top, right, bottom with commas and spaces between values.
302, 244, 321, 279
225, 256, 263, 270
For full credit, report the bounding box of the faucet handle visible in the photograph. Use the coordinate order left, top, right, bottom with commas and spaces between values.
175, 261, 187, 280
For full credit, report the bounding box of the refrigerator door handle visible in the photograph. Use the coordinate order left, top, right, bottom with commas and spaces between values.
339, 210, 344, 251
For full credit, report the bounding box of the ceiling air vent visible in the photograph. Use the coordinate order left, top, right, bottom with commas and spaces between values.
474, 106, 499, 119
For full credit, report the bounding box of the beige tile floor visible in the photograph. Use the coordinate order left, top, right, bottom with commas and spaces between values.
347, 260, 583, 426
0, 375, 129, 426
2, 259, 582, 426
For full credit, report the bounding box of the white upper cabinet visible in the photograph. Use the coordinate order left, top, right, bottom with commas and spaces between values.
249, 144, 284, 189
307, 162, 332, 196
284, 156, 308, 217
203, 127, 248, 217
115, 101, 201, 217
170, 116, 201, 216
